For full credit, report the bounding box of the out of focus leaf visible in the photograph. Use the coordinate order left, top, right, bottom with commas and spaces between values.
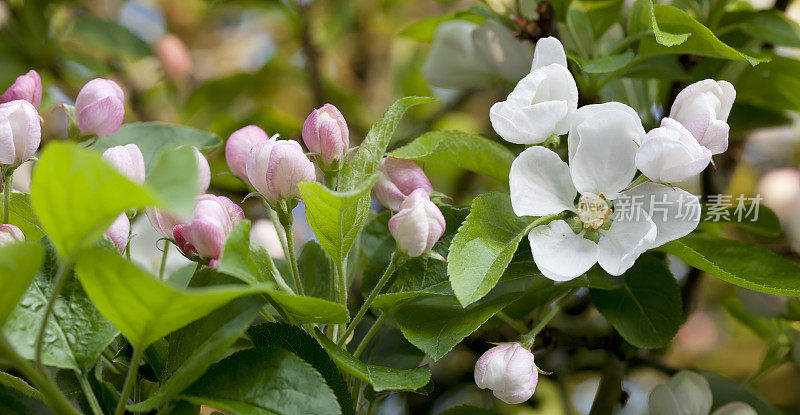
0, 193, 44, 242
704, 373, 780, 415
568, 0, 624, 40
728, 10, 800, 48
699, 204, 781, 237
628, 0, 690, 47
399, 10, 487, 43
0, 242, 42, 327
0, 373, 41, 401
728, 103, 792, 133
569, 51, 636, 74
61, 16, 151, 60
737, 55, 800, 112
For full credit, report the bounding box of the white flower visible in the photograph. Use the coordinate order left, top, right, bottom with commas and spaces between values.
422, 21, 496, 90
490, 37, 578, 144
636, 118, 712, 183
669, 79, 736, 155
474, 343, 537, 404
510, 103, 700, 281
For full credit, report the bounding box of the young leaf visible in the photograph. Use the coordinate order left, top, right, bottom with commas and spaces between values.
567, 0, 624, 40
216, 221, 273, 286
733, 10, 800, 48
590, 254, 682, 349
628, 0, 690, 47
388, 130, 515, 182
0, 193, 45, 242
0, 241, 42, 327
74, 247, 270, 349
265, 290, 350, 324
737, 54, 800, 112
661, 234, 800, 296
0, 372, 43, 401
296, 241, 333, 300
448, 192, 531, 307
61, 15, 152, 60
569, 51, 636, 74
698, 204, 781, 237
182, 347, 341, 415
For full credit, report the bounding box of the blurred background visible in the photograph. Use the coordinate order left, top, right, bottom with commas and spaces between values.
2, 0, 800, 414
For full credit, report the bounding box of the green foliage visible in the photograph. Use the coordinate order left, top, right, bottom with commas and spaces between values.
61, 16, 152, 60
590, 255, 682, 349
628, 0, 690, 47
0, 193, 44, 242
0, 372, 42, 401
267, 290, 350, 324
568, 0, 624, 41
699, 204, 782, 237
0, 242, 42, 327
399, 10, 488, 43
727, 10, 800, 48
296, 241, 333, 299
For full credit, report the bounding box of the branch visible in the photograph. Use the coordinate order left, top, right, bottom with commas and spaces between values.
589, 353, 626, 415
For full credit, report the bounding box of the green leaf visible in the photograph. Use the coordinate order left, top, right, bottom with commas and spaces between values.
217, 221, 273, 286
704, 372, 780, 415
618, 55, 690, 80
182, 347, 341, 415
590, 254, 682, 349
699, 204, 781, 237
129, 297, 263, 412
734, 10, 800, 48
266, 290, 350, 324
569, 51, 636, 74
0, 372, 42, 401
248, 323, 354, 415
628, 0, 690, 47
62, 16, 151, 60
661, 234, 800, 296
4, 240, 118, 371
74, 247, 270, 349
313, 328, 431, 392
737, 55, 800, 112
296, 241, 333, 300
567, 0, 624, 40
399, 11, 487, 43
0, 242, 42, 326
639, 5, 766, 65
93, 122, 221, 170
448, 193, 531, 307
728, 103, 792, 133
388, 130, 515, 182
0, 383, 52, 415
299, 177, 377, 265
0, 193, 45, 241
144, 146, 199, 218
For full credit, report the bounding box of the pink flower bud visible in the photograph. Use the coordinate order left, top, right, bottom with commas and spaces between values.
146, 208, 184, 239
1, 70, 42, 109
75, 78, 125, 136
193, 147, 211, 193
0, 100, 40, 168
225, 125, 270, 180
175, 194, 244, 259
104, 213, 130, 253
669, 79, 735, 155
373, 157, 434, 211
246, 136, 316, 205
0, 224, 24, 247
474, 343, 538, 404
102, 144, 145, 184
301, 104, 349, 166
388, 189, 445, 257
635, 118, 712, 183
156, 34, 192, 80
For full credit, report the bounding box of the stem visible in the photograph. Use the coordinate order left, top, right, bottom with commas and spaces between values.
3, 169, 12, 224
521, 289, 575, 348
158, 241, 169, 280
77, 372, 103, 415
496, 312, 528, 334
338, 252, 402, 346
588, 353, 626, 415
35, 257, 74, 368
261, 199, 291, 260
259, 309, 277, 323
353, 310, 393, 358
524, 212, 567, 234
0, 334, 81, 415
115, 345, 144, 415
336, 260, 347, 306
282, 219, 305, 297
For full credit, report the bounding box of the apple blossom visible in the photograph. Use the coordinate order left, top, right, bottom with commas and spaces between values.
192, 147, 211, 193
472, 20, 533, 83
474, 343, 538, 404
0, 224, 24, 246
302, 103, 349, 167
490, 36, 578, 144
1, 70, 42, 108
636, 118, 712, 183
104, 213, 130, 253
510, 103, 699, 280
246, 136, 316, 205
173, 194, 244, 259
669, 79, 735, 155
388, 188, 445, 257
226, 125, 270, 180
75, 78, 125, 136
373, 157, 434, 211
102, 144, 145, 184
156, 34, 192, 80
0, 100, 40, 168
422, 21, 496, 89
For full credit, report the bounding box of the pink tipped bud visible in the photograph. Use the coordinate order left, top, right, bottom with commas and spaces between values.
0, 100, 41, 168
156, 34, 193, 80
226, 125, 270, 180
146, 208, 184, 239
193, 147, 211, 193
302, 104, 349, 166
176, 194, 244, 259
474, 343, 538, 404
102, 144, 145, 184
104, 213, 130, 253
388, 189, 445, 257
669, 79, 735, 155
0, 224, 24, 247
1, 70, 42, 108
245, 136, 316, 205
75, 78, 125, 136
373, 157, 434, 211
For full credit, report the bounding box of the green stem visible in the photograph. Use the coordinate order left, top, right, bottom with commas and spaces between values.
338, 252, 403, 346
521, 289, 575, 349
77, 372, 103, 415
353, 309, 393, 358
35, 257, 74, 368
158, 241, 169, 280
282, 219, 305, 297
3, 169, 12, 224
115, 345, 144, 415
261, 199, 291, 261
259, 309, 277, 323
496, 312, 528, 334
0, 334, 81, 415
524, 212, 567, 234
336, 260, 347, 307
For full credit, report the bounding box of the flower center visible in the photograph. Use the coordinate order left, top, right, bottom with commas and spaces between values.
576, 194, 612, 229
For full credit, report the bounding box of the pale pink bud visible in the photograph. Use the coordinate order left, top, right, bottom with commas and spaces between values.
0, 100, 40, 168
225, 125, 270, 180
474, 343, 538, 404
156, 34, 192, 80
301, 104, 349, 166
75, 78, 125, 136
0, 224, 24, 247
193, 147, 211, 193
175, 194, 243, 259
373, 157, 434, 211
1, 70, 42, 108
388, 189, 445, 257
104, 213, 130, 253
669, 79, 735, 155
102, 144, 145, 184
146, 208, 184, 239
246, 136, 316, 205
636, 118, 712, 183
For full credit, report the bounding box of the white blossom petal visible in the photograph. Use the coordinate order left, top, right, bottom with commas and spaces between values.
510, 146, 577, 217
528, 220, 598, 281
597, 212, 657, 275
531, 36, 567, 70
568, 102, 643, 163
620, 182, 700, 247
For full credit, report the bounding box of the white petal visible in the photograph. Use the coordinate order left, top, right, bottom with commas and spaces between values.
422, 21, 495, 89
510, 147, 577, 217
567, 102, 644, 163
472, 20, 533, 82
528, 220, 597, 281
531, 37, 567, 70
619, 182, 700, 247
699, 119, 729, 155
570, 108, 641, 198
597, 213, 657, 275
